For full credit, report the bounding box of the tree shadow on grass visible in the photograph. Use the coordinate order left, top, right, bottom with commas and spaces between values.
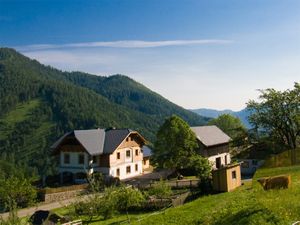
211, 206, 282, 225
81, 216, 105, 225
108, 220, 129, 225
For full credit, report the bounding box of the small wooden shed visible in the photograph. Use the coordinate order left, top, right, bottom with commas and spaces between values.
212, 163, 241, 192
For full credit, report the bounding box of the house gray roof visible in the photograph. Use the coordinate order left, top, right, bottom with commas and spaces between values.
142, 145, 152, 158
74, 129, 106, 155
51, 128, 145, 156
103, 129, 132, 154
191, 125, 231, 147
50, 131, 72, 149
51, 129, 106, 156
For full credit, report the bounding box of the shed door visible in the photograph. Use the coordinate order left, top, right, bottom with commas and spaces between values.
216, 157, 221, 169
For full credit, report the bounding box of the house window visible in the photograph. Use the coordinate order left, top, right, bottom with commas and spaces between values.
216, 157, 221, 169
126, 137, 129, 142
117, 152, 120, 160
64, 153, 70, 164
135, 149, 139, 156
135, 164, 138, 171
232, 171, 237, 179
126, 150, 131, 158
126, 166, 131, 174
78, 154, 84, 164
225, 155, 228, 165
144, 160, 146, 165
92, 156, 97, 164
116, 168, 120, 177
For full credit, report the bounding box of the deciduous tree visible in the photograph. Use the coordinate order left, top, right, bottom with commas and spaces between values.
154, 115, 212, 180
247, 83, 300, 163
154, 115, 199, 170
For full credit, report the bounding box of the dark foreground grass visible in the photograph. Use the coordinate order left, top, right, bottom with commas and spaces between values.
60, 165, 300, 225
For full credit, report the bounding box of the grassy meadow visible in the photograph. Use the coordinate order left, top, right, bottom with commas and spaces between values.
52, 163, 300, 225
0, 99, 40, 139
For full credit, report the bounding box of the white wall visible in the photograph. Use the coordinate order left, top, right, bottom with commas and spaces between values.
59, 151, 91, 174
59, 148, 144, 180
110, 161, 143, 180
208, 152, 231, 170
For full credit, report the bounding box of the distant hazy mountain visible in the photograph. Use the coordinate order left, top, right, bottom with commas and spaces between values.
191, 108, 252, 128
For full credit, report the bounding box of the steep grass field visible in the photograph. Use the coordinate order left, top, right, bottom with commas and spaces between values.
54, 163, 300, 225
129, 165, 300, 225
0, 99, 41, 139
142, 166, 300, 225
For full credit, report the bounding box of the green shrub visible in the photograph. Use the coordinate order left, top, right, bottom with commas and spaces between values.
0, 176, 36, 211
115, 185, 145, 212
72, 185, 145, 221
148, 179, 172, 199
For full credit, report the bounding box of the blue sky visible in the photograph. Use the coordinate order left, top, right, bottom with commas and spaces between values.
1, 0, 299, 110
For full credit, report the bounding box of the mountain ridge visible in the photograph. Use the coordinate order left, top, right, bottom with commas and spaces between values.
191, 108, 251, 128
0, 48, 209, 169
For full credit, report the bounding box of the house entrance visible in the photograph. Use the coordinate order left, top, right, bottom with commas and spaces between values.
216, 157, 221, 169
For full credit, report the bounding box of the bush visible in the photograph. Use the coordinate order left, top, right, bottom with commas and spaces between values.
0, 176, 37, 211
0, 201, 28, 225
115, 185, 145, 212
148, 179, 172, 199
187, 154, 211, 181
87, 173, 105, 192
98, 187, 118, 219
72, 185, 145, 221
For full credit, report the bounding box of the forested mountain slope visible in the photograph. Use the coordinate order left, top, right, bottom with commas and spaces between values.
0, 48, 209, 169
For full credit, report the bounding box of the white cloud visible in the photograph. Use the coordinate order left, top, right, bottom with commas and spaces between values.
17, 39, 233, 51
20, 38, 298, 111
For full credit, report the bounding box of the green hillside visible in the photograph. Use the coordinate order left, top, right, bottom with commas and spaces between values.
63, 165, 300, 225
132, 166, 300, 225
0, 48, 209, 169
62, 72, 203, 124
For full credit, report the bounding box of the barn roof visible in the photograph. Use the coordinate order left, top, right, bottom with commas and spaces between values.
191, 125, 231, 147
51, 128, 145, 156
